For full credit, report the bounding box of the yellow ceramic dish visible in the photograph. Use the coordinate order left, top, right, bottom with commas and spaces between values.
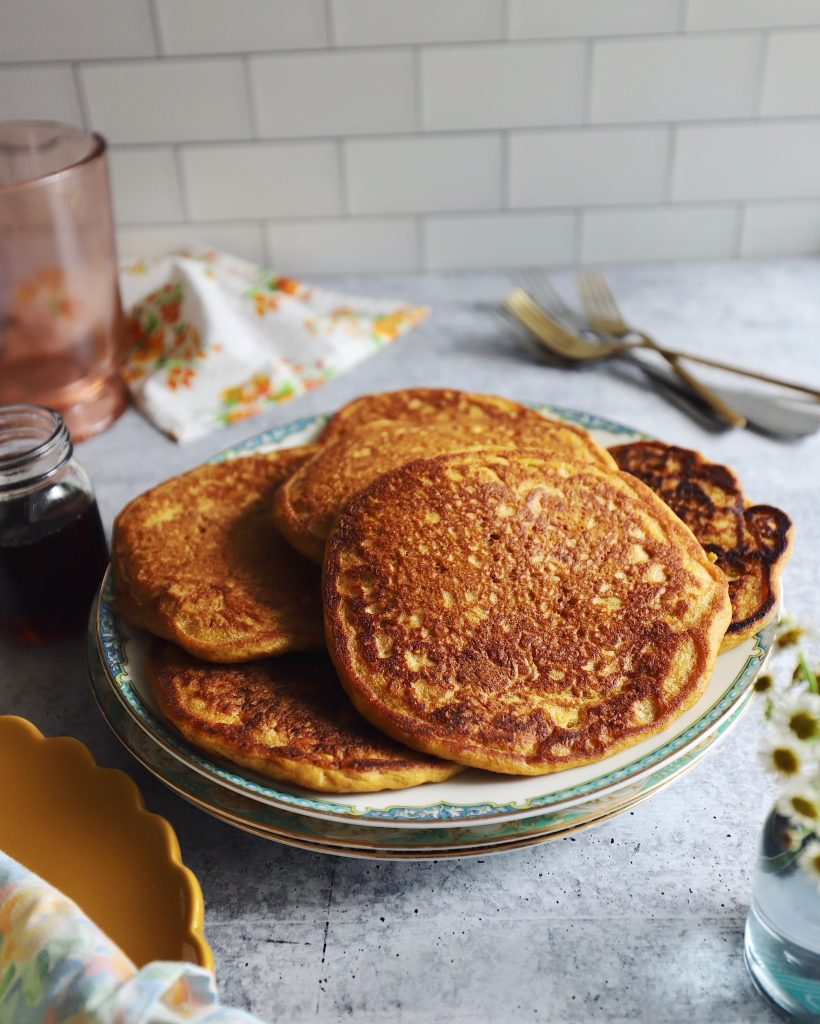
0, 715, 213, 970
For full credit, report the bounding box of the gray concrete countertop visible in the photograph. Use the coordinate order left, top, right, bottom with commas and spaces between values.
3, 258, 819, 1023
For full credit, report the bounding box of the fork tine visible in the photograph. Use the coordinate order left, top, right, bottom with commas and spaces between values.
492, 307, 572, 368
583, 271, 622, 323
505, 289, 601, 360
576, 273, 597, 320
519, 269, 577, 325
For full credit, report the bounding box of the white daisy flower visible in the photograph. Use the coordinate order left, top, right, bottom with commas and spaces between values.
775, 618, 819, 649
772, 687, 820, 744
776, 779, 820, 830
798, 839, 820, 893
759, 729, 818, 780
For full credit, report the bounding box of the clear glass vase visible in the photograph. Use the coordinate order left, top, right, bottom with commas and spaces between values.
745, 808, 820, 1022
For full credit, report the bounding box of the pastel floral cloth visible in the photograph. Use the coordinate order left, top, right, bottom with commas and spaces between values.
0, 851, 264, 1023
119, 250, 428, 442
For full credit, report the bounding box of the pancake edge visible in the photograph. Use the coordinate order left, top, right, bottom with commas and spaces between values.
147, 646, 463, 793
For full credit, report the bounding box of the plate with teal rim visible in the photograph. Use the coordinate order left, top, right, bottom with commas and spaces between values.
96, 404, 776, 829
88, 615, 756, 853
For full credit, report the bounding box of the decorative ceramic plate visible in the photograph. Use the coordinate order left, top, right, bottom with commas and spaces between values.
164, 789, 675, 861
95, 404, 773, 830
89, 623, 755, 853
0, 715, 213, 969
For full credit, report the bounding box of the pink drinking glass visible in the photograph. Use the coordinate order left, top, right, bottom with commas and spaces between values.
0, 121, 127, 441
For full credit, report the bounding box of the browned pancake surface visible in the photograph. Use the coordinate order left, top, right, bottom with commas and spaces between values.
609, 441, 793, 650
320, 387, 616, 470
273, 419, 498, 563
148, 639, 460, 793
113, 449, 325, 662
324, 449, 731, 775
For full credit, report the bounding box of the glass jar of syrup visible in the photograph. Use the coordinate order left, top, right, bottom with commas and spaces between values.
0, 404, 108, 643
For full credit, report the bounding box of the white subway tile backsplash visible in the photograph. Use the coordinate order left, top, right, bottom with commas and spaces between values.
81, 59, 251, 144
155, 0, 327, 55
1, 1, 817, 273
686, 0, 820, 31
332, 0, 504, 46
741, 202, 820, 257
673, 121, 820, 201
0, 0, 155, 62
510, 0, 679, 40
591, 34, 762, 124
345, 135, 502, 214
762, 30, 820, 116
581, 205, 739, 264
251, 51, 414, 138
422, 42, 585, 131
0, 66, 82, 125
268, 217, 418, 273
117, 223, 266, 263
510, 128, 669, 208
424, 211, 575, 270
181, 142, 339, 219
108, 148, 184, 224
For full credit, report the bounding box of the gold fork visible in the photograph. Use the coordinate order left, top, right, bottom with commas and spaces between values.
505, 284, 820, 401
575, 271, 745, 427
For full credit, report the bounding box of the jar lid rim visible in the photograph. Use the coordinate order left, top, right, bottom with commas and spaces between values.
0, 405, 72, 489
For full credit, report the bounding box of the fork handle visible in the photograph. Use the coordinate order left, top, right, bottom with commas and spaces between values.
644, 345, 820, 400
635, 331, 747, 428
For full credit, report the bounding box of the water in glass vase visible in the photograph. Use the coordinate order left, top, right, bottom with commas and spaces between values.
745, 810, 820, 1023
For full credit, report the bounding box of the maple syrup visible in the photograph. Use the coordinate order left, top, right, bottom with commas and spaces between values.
0, 405, 108, 643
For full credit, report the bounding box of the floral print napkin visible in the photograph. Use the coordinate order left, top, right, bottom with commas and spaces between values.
0, 850, 263, 1023
119, 251, 428, 442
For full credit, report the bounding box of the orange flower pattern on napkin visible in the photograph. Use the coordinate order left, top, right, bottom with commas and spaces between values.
119, 251, 428, 442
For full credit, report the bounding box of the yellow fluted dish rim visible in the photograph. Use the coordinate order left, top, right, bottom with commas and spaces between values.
0, 715, 213, 971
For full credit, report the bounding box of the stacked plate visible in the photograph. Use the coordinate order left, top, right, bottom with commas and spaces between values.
87, 406, 773, 860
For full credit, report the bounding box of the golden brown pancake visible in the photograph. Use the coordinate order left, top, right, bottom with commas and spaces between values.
324, 449, 731, 775
609, 441, 793, 651
113, 448, 325, 662
320, 388, 616, 470
273, 419, 496, 564
148, 639, 461, 793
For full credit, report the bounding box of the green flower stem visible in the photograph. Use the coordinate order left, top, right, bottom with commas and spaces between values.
798, 652, 819, 695
761, 824, 812, 874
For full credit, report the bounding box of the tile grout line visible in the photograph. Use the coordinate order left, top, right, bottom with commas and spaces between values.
582, 39, 595, 124
412, 45, 423, 133
336, 139, 349, 216
242, 55, 260, 139
754, 29, 772, 116
262, 219, 274, 267
113, 196, 812, 234
147, 0, 164, 56
172, 144, 190, 222
664, 126, 678, 203
81, 111, 820, 154
7, 24, 816, 65
733, 202, 746, 257
500, 130, 510, 210
502, 0, 513, 40
70, 62, 92, 131
574, 208, 584, 265
323, 0, 337, 47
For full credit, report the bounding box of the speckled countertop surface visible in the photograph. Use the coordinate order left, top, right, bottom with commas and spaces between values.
3, 259, 819, 1023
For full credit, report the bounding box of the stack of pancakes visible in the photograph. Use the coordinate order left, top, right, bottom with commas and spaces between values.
112, 388, 793, 793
